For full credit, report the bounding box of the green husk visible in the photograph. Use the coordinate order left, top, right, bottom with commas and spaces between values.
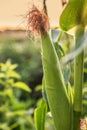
41, 33, 72, 130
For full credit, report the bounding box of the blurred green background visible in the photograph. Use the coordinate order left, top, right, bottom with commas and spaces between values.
0, 30, 43, 130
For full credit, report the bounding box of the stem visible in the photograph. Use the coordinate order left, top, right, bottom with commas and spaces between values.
73, 25, 84, 130
43, 0, 48, 15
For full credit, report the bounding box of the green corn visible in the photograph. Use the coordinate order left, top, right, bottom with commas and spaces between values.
41, 33, 72, 130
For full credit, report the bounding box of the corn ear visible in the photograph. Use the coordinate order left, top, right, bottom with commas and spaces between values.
41, 34, 72, 130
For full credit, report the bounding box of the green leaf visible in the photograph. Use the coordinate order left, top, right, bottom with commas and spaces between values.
67, 83, 73, 105
0, 123, 9, 130
6, 110, 26, 117
34, 99, 47, 130
62, 65, 71, 84
0, 60, 18, 72
59, 0, 85, 30
67, 83, 73, 127
5, 89, 13, 98
35, 85, 42, 91
84, 68, 87, 73
7, 71, 20, 79
9, 64, 18, 70
54, 43, 65, 59
13, 82, 31, 92
0, 73, 5, 78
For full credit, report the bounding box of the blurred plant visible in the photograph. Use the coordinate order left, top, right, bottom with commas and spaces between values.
0, 60, 35, 130
0, 37, 42, 87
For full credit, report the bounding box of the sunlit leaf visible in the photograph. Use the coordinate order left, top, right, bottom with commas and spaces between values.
5, 89, 13, 98
0, 123, 9, 130
0, 105, 7, 112
6, 79, 14, 86
9, 64, 18, 70
67, 83, 73, 128
54, 43, 65, 59
0, 91, 5, 96
35, 85, 42, 91
59, 0, 85, 30
13, 82, 31, 92
0, 63, 7, 71
0, 60, 18, 72
83, 86, 87, 94
0, 73, 5, 78
34, 99, 47, 130
84, 68, 87, 73
67, 83, 73, 104
6, 110, 26, 117
7, 71, 20, 79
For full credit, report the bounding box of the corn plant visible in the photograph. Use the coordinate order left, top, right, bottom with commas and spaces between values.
27, 1, 87, 130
